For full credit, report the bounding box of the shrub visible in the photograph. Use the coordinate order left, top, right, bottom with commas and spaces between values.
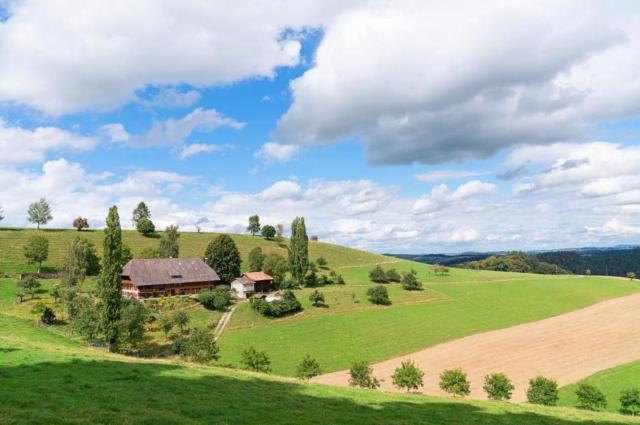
261, 225, 276, 239
304, 270, 318, 287
262, 254, 288, 285
308, 290, 325, 307
183, 329, 219, 364
439, 368, 471, 397
247, 247, 265, 272
24, 236, 48, 273
367, 285, 391, 305
329, 270, 346, 285
40, 307, 56, 325
71, 297, 99, 341
136, 217, 156, 235
527, 376, 559, 406
620, 388, 640, 416
349, 361, 380, 389
316, 257, 328, 268
296, 355, 321, 381
575, 383, 607, 410
392, 361, 424, 392
369, 265, 388, 283
385, 268, 401, 282
401, 270, 423, 290
251, 290, 302, 317
241, 346, 271, 373
483, 373, 514, 401
199, 286, 231, 311
19, 277, 41, 299
139, 247, 160, 259
433, 264, 450, 275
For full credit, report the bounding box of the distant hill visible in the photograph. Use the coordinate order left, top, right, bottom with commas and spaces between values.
536, 249, 640, 277
458, 252, 569, 274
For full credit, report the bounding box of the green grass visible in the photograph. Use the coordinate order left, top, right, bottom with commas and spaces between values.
1, 314, 638, 425
0, 228, 387, 274
220, 269, 640, 376
559, 360, 640, 414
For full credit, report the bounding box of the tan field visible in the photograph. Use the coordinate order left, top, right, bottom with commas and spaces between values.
313, 292, 640, 402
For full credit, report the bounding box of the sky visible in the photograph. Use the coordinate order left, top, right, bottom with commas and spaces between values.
1, 0, 640, 253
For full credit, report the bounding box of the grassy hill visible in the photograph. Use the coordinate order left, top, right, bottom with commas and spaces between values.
1, 313, 638, 425
559, 360, 640, 414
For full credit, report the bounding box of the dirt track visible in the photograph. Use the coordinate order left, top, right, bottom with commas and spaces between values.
312, 292, 640, 401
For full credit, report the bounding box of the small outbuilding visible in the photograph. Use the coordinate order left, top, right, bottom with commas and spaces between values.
231, 271, 274, 299
121, 258, 221, 299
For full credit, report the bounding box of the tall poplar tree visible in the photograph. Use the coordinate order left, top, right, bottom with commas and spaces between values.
289, 217, 309, 284
98, 206, 123, 352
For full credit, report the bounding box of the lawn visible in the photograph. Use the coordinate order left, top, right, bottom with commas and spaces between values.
559, 360, 640, 414
220, 270, 640, 376
0, 314, 637, 425
0, 228, 387, 274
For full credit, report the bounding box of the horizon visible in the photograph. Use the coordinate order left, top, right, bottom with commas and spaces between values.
1, 1, 640, 254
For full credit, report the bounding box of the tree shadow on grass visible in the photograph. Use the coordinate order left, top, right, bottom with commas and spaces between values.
0, 359, 632, 425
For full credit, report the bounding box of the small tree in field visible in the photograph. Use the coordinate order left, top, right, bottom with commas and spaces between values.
527, 376, 559, 406
296, 355, 321, 381
248, 247, 265, 272
261, 225, 276, 239
72, 217, 89, 231
575, 383, 607, 410
316, 257, 328, 269
369, 265, 388, 283
392, 361, 424, 392
620, 388, 640, 416
385, 268, 401, 282
136, 217, 155, 236
247, 214, 261, 236
173, 310, 190, 333
439, 368, 471, 397
309, 290, 325, 307
401, 270, 423, 290
183, 329, 219, 364
27, 198, 52, 230
349, 361, 380, 389
20, 277, 41, 299
367, 285, 391, 305
40, 307, 56, 324
483, 373, 514, 401
24, 236, 49, 272
627, 272, 636, 281
158, 225, 180, 258
241, 346, 271, 373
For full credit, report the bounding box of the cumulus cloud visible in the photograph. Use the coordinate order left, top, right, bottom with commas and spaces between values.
138, 87, 202, 109
178, 143, 232, 160
0, 1, 355, 114
254, 142, 300, 164
412, 180, 498, 214
0, 119, 97, 165
415, 170, 492, 182
277, 1, 640, 164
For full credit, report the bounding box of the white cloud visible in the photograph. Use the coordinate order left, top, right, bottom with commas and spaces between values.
0, 0, 353, 114
254, 142, 300, 164
178, 143, 232, 160
138, 87, 201, 109
586, 218, 640, 237
413, 180, 498, 214
415, 170, 492, 182
101, 123, 131, 143
0, 118, 97, 165
277, 1, 640, 164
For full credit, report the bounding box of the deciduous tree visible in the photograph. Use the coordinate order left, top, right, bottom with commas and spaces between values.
483, 373, 514, 401
241, 346, 271, 373
261, 224, 276, 239
401, 270, 423, 291
158, 225, 180, 258
575, 383, 607, 410
262, 254, 288, 285
183, 329, 219, 364
247, 246, 265, 272
247, 214, 261, 236
24, 236, 49, 272
296, 355, 321, 381
439, 368, 471, 397
27, 198, 52, 230
527, 376, 559, 406
367, 285, 390, 305
309, 290, 325, 307
369, 265, 388, 283
392, 361, 424, 392
349, 360, 380, 389
203, 234, 241, 284
72, 217, 89, 231
620, 388, 640, 416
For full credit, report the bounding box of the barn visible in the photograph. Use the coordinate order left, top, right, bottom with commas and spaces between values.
121, 258, 221, 299
231, 271, 274, 299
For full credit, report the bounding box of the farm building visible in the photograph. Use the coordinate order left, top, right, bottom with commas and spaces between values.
231, 271, 274, 299
121, 258, 221, 299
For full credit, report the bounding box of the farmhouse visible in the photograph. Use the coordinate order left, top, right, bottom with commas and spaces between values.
231, 271, 274, 299
121, 258, 221, 299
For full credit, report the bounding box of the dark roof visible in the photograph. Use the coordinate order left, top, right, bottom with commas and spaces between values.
243, 271, 273, 282
122, 258, 220, 287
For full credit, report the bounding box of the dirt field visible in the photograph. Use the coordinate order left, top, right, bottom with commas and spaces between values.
312, 292, 640, 401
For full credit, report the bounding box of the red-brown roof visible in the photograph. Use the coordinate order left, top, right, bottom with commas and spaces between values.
122, 258, 220, 287
243, 271, 273, 282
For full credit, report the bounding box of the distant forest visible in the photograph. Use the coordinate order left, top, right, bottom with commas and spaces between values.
391, 248, 640, 277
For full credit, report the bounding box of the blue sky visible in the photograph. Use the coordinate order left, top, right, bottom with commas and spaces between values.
1, 1, 640, 253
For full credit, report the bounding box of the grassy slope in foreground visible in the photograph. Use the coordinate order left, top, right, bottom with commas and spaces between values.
0, 228, 387, 273
220, 272, 640, 376
559, 360, 640, 414
0, 315, 637, 425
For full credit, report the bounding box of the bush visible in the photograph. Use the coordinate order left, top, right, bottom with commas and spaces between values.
369, 265, 388, 283
40, 307, 56, 325
620, 388, 640, 416
261, 225, 276, 239
241, 346, 271, 373
262, 254, 288, 285
439, 368, 471, 397
349, 361, 380, 389
139, 246, 160, 259
304, 270, 318, 287
329, 270, 346, 285
251, 290, 302, 317
308, 290, 325, 307
433, 264, 450, 275
316, 257, 328, 268
247, 247, 265, 272
392, 361, 424, 392
136, 217, 156, 235
367, 285, 391, 305
483, 373, 514, 401
401, 270, 423, 291
527, 376, 559, 406
575, 383, 607, 410
183, 329, 219, 363
296, 355, 321, 380
71, 297, 99, 341
19, 277, 41, 299
199, 286, 231, 311
385, 268, 401, 282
